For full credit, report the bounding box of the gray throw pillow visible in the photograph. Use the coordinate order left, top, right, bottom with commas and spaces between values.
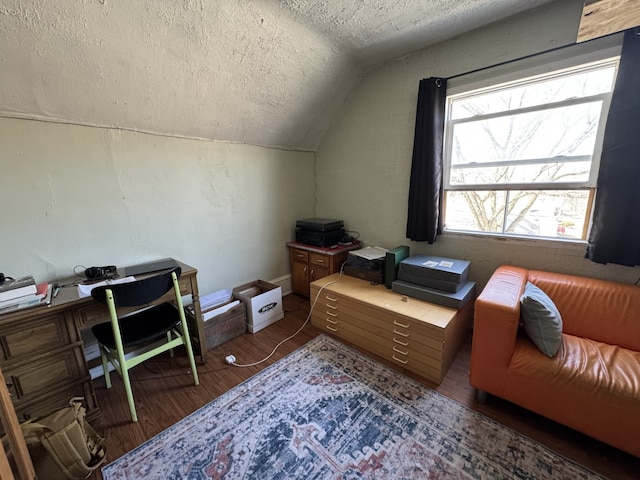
520, 282, 563, 357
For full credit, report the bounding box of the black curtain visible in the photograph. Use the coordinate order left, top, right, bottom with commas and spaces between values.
586, 28, 640, 267
406, 77, 447, 243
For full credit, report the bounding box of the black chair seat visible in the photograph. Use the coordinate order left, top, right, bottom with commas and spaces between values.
91, 302, 181, 349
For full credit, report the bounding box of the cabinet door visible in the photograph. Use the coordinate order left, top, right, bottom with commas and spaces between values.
291, 260, 309, 296
309, 252, 330, 284
309, 265, 328, 284
290, 248, 310, 296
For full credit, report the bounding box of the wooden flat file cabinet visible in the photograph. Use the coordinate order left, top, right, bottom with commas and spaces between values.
310, 274, 473, 384
0, 259, 205, 425
287, 242, 355, 298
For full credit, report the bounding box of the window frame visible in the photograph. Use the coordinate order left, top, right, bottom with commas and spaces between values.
441, 35, 623, 241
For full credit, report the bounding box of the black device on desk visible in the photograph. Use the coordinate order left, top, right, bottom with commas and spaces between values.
84, 265, 117, 280
295, 218, 346, 247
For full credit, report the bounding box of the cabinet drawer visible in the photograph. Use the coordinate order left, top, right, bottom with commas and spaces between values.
291, 248, 309, 263
309, 252, 328, 267
5, 347, 84, 402
12, 380, 98, 423
313, 288, 447, 341
312, 315, 443, 383
313, 300, 444, 353
311, 312, 443, 368
0, 313, 71, 362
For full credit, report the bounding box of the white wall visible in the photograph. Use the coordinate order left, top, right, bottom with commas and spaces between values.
0, 118, 315, 295
315, 0, 640, 290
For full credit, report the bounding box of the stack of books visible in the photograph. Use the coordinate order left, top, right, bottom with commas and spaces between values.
0, 276, 52, 314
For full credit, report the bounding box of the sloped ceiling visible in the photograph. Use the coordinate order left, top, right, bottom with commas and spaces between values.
0, 0, 557, 151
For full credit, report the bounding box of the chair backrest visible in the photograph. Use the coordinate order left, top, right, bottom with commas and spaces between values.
91, 267, 182, 307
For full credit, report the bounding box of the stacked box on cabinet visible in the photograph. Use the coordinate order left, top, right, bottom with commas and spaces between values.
392, 255, 475, 309
186, 289, 247, 352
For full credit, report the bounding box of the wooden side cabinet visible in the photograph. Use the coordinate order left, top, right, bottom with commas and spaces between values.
287, 242, 358, 298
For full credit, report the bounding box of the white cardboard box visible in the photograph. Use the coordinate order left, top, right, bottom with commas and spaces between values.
232, 280, 284, 333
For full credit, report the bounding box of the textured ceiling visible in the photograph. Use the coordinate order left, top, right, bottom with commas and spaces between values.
0, 0, 557, 151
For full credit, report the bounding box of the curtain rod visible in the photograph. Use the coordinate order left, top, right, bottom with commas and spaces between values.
445, 28, 627, 81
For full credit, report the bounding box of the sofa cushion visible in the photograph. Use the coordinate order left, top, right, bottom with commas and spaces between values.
520, 282, 562, 357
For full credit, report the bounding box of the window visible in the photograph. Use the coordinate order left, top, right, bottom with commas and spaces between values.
443, 52, 620, 241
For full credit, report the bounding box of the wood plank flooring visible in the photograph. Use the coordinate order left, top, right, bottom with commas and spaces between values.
89, 294, 639, 479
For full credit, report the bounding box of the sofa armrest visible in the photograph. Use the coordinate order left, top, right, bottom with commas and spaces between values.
469, 265, 528, 397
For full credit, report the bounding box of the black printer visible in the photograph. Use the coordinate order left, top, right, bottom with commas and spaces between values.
295, 218, 345, 247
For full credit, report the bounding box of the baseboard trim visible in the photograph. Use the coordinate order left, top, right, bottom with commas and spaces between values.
269, 274, 292, 296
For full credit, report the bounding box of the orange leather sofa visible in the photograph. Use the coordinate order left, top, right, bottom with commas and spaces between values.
469, 265, 640, 458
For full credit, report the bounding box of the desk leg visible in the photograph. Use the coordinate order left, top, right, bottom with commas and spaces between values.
189, 288, 207, 365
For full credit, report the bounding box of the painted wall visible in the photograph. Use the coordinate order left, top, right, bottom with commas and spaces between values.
315, 0, 640, 290
0, 117, 315, 295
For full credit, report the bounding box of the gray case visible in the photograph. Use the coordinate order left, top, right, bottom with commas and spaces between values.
398, 255, 470, 285
392, 279, 475, 309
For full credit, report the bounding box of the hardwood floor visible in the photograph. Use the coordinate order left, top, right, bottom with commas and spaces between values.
89, 293, 639, 479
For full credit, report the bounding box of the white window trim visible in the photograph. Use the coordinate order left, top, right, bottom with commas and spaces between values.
442, 34, 623, 241
446, 33, 623, 96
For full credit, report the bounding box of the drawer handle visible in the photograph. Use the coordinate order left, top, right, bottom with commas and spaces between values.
393, 320, 410, 329
326, 295, 338, 302
392, 355, 408, 364
393, 329, 409, 338
326, 325, 338, 332
326, 304, 338, 310
295, 253, 305, 258
393, 337, 409, 346
325, 310, 338, 317
326, 318, 338, 324
393, 346, 408, 355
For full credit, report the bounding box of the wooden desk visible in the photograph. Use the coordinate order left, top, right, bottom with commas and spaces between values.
0, 259, 205, 424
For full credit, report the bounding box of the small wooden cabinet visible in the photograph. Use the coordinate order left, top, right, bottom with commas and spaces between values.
310, 273, 472, 384
287, 242, 359, 298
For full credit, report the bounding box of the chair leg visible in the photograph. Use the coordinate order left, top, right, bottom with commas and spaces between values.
121, 366, 138, 422
184, 335, 199, 386
167, 331, 174, 358
101, 348, 112, 389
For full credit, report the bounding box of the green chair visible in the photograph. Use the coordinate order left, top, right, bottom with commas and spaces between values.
90, 267, 199, 422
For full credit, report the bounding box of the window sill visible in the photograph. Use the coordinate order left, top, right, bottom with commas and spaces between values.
442, 229, 587, 250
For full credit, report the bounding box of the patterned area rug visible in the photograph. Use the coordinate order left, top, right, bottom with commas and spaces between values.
103, 335, 602, 479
